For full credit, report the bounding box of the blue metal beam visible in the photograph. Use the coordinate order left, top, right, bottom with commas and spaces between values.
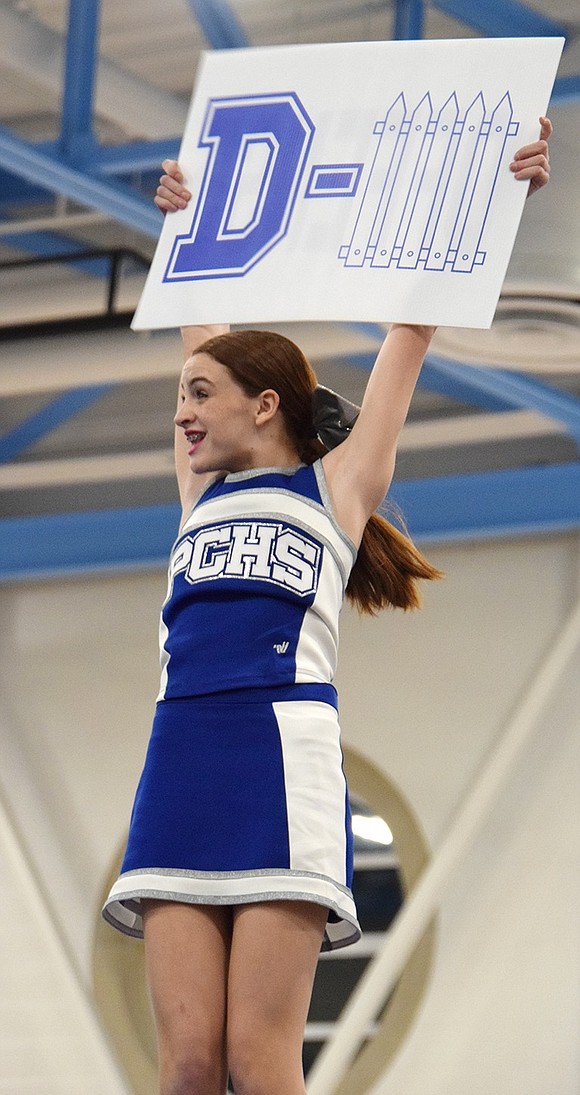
0, 385, 115, 464
346, 351, 514, 413
95, 139, 181, 175
1, 462, 579, 581
432, 0, 568, 39
423, 355, 580, 447
0, 217, 113, 273
0, 171, 52, 205
344, 342, 580, 444
390, 462, 580, 544
0, 138, 181, 189
417, 360, 515, 413
0, 504, 178, 581
394, 0, 424, 40
0, 124, 161, 237
185, 0, 249, 48
59, 0, 101, 162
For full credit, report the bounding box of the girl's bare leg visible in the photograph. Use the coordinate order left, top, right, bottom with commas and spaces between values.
143, 900, 232, 1095
226, 901, 328, 1095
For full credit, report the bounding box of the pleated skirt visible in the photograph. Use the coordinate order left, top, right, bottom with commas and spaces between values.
102, 683, 360, 951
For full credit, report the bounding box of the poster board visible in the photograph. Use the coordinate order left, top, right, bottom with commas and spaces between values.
132, 36, 563, 330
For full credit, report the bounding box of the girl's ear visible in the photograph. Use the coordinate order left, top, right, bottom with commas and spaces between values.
255, 388, 280, 425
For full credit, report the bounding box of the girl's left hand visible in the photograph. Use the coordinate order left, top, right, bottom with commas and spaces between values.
155, 160, 191, 214
510, 115, 553, 197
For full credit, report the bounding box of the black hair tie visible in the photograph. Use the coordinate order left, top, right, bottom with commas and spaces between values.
311, 385, 360, 450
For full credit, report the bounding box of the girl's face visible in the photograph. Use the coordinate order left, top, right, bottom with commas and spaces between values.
175, 353, 265, 474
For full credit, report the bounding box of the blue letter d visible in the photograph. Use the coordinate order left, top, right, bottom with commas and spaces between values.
164, 93, 314, 281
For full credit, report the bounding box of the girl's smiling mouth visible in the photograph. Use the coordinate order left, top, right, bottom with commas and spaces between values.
185, 430, 206, 455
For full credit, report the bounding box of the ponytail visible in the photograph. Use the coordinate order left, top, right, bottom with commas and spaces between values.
306, 384, 443, 613
346, 512, 443, 614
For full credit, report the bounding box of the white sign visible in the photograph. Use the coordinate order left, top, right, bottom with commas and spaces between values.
132, 36, 563, 331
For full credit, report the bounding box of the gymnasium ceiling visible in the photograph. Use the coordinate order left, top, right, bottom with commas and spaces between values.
0, 0, 579, 579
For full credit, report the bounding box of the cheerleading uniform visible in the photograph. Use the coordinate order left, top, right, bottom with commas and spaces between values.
103, 460, 361, 951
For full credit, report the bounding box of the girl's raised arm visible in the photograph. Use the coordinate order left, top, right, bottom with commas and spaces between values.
322, 323, 435, 545
154, 162, 231, 515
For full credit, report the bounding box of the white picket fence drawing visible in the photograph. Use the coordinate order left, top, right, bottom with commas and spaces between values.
339, 91, 519, 275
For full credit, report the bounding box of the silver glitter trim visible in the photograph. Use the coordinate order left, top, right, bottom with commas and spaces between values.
314, 460, 357, 557
117, 865, 354, 898
224, 465, 304, 482
102, 881, 361, 952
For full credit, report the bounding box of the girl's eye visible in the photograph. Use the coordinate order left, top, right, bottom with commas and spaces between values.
194, 389, 208, 400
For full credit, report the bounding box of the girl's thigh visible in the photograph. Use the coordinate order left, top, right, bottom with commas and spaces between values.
143, 900, 232, 1068
226, 900, 327, 1082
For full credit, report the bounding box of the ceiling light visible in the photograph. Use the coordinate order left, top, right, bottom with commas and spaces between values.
352, 813, 394, 846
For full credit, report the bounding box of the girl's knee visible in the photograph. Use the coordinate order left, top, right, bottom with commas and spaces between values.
227, 1026, 304, 1095
158, 1051, 224, 1095
159, 1043, 226, 1095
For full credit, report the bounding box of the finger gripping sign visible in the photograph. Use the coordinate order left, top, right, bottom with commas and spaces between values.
132, 36, 563, 331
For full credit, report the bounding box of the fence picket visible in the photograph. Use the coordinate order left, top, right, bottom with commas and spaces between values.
340, 90, 519, 279
373, 93, 434, 269
452, 93, 517, 272
341, 93, 406, 267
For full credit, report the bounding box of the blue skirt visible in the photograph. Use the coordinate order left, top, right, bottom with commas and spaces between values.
103, 684, 360, 951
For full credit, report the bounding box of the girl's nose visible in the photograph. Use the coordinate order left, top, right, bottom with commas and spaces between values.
174, 402, 189, 427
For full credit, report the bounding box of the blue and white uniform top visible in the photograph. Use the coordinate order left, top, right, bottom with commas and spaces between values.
157, 460, 357, 700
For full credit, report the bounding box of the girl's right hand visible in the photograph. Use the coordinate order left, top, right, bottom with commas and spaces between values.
154, 160, 192, 213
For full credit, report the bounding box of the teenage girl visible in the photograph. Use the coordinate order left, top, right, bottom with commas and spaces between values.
104, 117, 552, 1095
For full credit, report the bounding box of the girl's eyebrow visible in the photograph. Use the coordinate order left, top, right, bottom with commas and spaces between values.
184, 374, 214, 386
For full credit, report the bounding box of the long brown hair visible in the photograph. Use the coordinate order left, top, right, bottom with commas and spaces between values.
195, 329, 442, 613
